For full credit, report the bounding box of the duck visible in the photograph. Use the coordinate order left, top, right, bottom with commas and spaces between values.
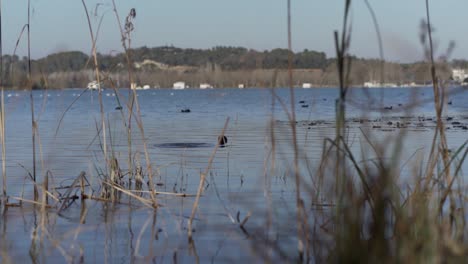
218, 135, 228, 147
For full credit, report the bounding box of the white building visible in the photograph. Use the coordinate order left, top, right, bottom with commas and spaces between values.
238, 84, 245, 89
363, 81, 398, 88
87, 81, 100, 90
364, 81, 379, 88
173, 82, 186, 90
452, 69, 468, 82
302, 83, 312, 89
199, 83, 213, 89
131, 83, 146, 90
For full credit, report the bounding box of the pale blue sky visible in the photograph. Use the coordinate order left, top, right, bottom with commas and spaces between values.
2, 1, 465, 62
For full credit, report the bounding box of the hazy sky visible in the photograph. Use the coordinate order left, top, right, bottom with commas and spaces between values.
2, 1, 465, 62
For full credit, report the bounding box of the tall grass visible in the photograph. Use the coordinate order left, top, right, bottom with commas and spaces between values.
290, 1, 467, 262
109, 2, 158, 206
78, 2, 156, 207
110, 0, 136, 186
0, 0, 6, 206
245, 1, 467, 262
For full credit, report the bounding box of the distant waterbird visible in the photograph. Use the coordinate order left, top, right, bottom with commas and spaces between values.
218, 135, 228, 147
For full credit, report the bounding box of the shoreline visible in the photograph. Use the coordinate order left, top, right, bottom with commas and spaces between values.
4, 84, 465, 91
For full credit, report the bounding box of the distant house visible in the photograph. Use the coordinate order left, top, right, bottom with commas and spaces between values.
452, 69, 468, 82
302, 83, 312, 89
364, 81, 379, 88
199, 83, 213, 89
173, 82, 186, 90
87, 81, 100, 90
238, 84, 245, 89
131, 83, 145, 90
364, 81, 398, 88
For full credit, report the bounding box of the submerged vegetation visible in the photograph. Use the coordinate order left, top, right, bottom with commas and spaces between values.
0, 0, 467, 262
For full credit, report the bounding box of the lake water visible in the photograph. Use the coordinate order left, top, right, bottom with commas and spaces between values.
0, 87, 467, 262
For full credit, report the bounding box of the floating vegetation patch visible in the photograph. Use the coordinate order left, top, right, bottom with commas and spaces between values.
275, 114, 468, 132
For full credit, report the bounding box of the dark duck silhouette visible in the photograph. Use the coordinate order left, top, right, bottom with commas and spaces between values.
218, 135, 228, 147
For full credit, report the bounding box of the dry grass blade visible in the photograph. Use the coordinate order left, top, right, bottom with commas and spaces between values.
58, 171, 86, 213
438, 141, 468, 209
0, 0, 5, 205
240, 211, 252, 227
130, 189, 197, 197
134, 213, 152, 258
110, 1, 137, 182
0, 89, 4, 203
101, 181, 154, 208
188, 117, 230, 240
10, 196, 54, 208
54, 88, 89, 137
81, 0, 108, 175
26, 0, 38, 201
286, 0, 308, 260
209, 172, 236, 224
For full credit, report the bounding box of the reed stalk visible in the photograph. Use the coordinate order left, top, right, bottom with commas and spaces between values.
423, 1, 460, 248
80, 0, 108, 178
110, 3, 157, 206
286, 0, 306, 261
333, 1, 353, 261
424, 0, 452, 192
364, 0, 384, 85
111, 0, 136, 182
27, 0, 38, 201
0, 89, 4, 203
0, 0, 6, 204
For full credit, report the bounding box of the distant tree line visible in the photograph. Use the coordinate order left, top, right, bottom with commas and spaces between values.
0, 46, 457, 89
91, 46, 330, 72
